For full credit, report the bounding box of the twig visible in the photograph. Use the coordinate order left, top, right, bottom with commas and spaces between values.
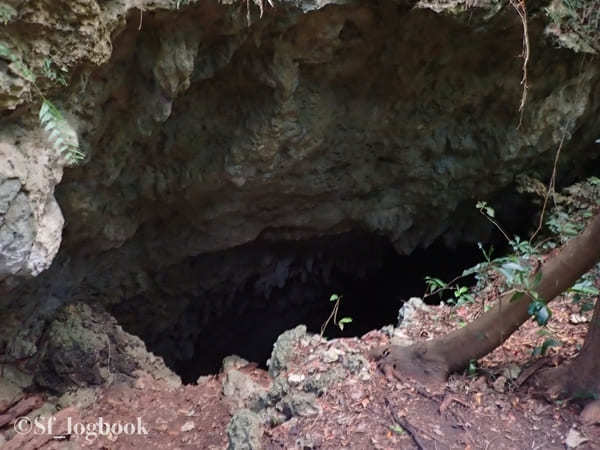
509, 0, 530, 128
478, 209, 512, 243
439, 394, 469, 414
385, 398, 430, 450
513, 357, 549, 389
320, 297, 340, 337
529, 131, 566, 244
423, 271, 478, 300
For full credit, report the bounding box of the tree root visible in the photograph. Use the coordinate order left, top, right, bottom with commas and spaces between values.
372, 344, 448, 387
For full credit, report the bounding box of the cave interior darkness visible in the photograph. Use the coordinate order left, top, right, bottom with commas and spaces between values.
103, 165, 600, 384
100, 187, 545, 384
118, 229, 516, 384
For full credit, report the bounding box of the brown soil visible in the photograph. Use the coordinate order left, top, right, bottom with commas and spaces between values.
1, 293, 600, 449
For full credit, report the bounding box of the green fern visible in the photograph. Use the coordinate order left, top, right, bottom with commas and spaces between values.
39, 100, 84, 164
0, 40, 84, 164
0, 3, 17, 24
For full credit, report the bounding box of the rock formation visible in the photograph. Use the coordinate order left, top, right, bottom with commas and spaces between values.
0, 0, 599, 390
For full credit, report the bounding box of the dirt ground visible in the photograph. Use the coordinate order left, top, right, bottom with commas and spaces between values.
1, 292, 600, 449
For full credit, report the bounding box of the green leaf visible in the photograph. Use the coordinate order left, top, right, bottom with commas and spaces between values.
457, 294, 474, 305
570, 280, 599, 297
389, 425, 405, 435
425, 276, 447, 292
0, 42, 14, 60
510, 291, 523, 302
0, 3, 17, 24
581, 300, 596, 313
49, 128, 61, 142
528, 301, 552, 326
503, 262, 527, 272
38, 99, 84, 164
337, 317, 352, 331
540, 338, 560, 355
468, 359, 478, 376
454, 286, 468, 297
533, 269, 543, 288
476, 200, 487, 210
527, 300, 542, 316
11, 60, 36, 82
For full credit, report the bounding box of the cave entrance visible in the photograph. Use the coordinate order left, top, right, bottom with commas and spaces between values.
111, 230, 503, 384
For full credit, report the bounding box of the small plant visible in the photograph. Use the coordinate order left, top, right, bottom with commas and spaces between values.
495, 258, 550, 325
424, 275, 475, 306
476, 198, 555, 324
467, 359, 478, 376
532, 329, 561, 357
42, 58, 68, 86
547, 212, 581, 239
476, 200, 510, 242
476, 200, 495, 218
496, 259, 530, 288
424, 276, 447, 297
429, 192, 596, 329
0, 2, 17, 24
569, 275, 599, 313
39, 100, 84, 162
527, 300, 552, 326
389, 424, 405, 435
508, 235, 534, 256
0, 41, 83, 164
452, 285, 474, 306
320, 294, 353, 337
545, 0, 600, 52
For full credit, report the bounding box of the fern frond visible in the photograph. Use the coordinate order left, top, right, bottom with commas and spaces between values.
0, 42, 12, 60
0, 42, 37, 82
39, 100, 85, 164
0, 3, 17, 25
11, 59, 36, 83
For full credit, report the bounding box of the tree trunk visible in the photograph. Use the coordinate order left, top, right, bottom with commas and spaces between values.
374, 210, 600, 385
538, 294, 600, 401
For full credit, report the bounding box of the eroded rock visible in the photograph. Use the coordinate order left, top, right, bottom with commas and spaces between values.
30, 302, 180, 393
0, 136, 64, 285
223, 369, 268, 409
267, 325, 307, 378
1, 0, 600, 398
227, 408, 264, 450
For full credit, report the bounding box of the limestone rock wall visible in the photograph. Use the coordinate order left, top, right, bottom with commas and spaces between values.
1, 1, 599, 288
1, 0, 600, 388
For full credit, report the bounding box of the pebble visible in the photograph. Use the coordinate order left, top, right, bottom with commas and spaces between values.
493, 376, 507, 393
580, 399, 600, 425
321, 347, 344, 363
181, 421, 195, 432
287, 373, 305, 385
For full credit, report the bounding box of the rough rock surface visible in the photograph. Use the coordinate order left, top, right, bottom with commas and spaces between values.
220, 323, 369, 447
2, 296, 600, 448
1, 301, 180, 394
1, 0, 600, 389
267, 325, 308, 378
0, 131, 65, 287
227, 409, 264, 450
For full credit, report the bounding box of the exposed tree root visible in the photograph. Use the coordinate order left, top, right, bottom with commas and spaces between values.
372, 211, 600, 387
535, 294, 600, 403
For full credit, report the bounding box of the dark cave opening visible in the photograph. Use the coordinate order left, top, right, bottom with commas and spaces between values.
112, 229, 514, 384
101, 184, 544, 385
